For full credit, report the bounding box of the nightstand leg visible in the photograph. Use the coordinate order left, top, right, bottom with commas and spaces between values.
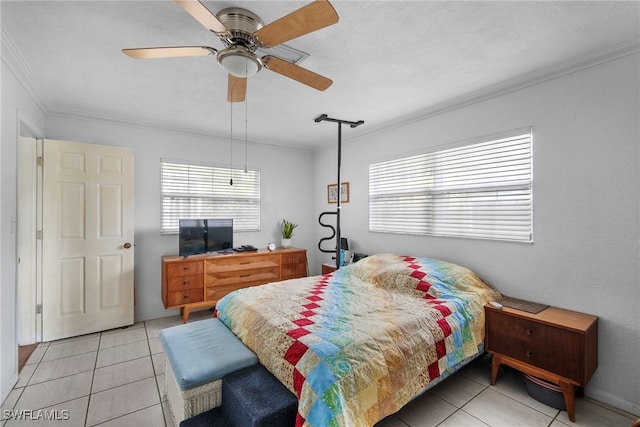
490, 354, 502, 385
559, 381, 575, 422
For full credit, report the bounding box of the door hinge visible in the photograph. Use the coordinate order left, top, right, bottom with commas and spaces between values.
36, 304, 42, 314
37, 156, 43, 166
37, 230, 43, 240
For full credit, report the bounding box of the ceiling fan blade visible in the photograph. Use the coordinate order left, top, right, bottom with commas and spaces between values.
253, 0, 338, 48
263, 56, 332, 91
174, 0, 228, 34
228, 74, 247, 102
122, 46, 216, 59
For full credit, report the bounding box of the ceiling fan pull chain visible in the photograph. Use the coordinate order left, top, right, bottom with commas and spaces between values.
245, 68, 249, 174
229, 101, 234, 185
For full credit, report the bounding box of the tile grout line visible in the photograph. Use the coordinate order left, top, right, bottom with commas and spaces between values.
84, 325, 161, 427
145, 320, 171, 427
90, 403, 162, 427
442, 382, 492, 426
83, 331, 102, 427
25, 352, 97, 387
0, 387, 25, 424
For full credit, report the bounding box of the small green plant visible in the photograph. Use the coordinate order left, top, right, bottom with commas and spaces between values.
281, 219, 298, 239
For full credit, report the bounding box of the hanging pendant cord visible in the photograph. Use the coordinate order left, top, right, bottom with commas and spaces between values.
229, 101, 233, 185
245, 90, 248, 173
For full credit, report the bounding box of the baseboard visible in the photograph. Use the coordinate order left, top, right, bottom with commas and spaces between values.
586, 388, 639, 418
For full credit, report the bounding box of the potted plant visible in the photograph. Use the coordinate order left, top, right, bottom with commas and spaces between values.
281, 219, 298, 248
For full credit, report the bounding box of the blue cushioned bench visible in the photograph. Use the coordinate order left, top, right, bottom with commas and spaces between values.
159, 318, 258, 424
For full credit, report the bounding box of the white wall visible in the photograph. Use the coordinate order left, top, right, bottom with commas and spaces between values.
314, 53, 640, 414
0, 59, 46, 402
45, 115, 317, 322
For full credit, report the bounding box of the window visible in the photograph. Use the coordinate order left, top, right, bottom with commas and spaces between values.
369, 129, 532, 242
161, 159, 260, 234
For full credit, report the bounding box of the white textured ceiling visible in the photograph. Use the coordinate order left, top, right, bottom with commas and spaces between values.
2, 1, 639, 149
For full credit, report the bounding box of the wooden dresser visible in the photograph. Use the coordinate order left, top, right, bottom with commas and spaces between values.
485, 303, 598, 422
162, 248, 307, 323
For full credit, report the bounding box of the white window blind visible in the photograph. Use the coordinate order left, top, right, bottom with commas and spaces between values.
161, 160, 260, 234
369, 130, 532, 242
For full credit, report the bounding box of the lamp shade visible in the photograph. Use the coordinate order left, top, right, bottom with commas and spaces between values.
217, 48, 261, 77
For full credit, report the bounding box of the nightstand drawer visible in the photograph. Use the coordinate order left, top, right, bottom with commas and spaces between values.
486, 309, 583, 381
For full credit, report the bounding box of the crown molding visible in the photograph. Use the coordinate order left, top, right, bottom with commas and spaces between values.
3, 20, 637, 154
47, 108, 314, 153
1, 26, 54, 113
314, 36, 640, 152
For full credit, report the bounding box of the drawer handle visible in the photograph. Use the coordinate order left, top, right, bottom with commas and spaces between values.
240, 274, 250, 278
526, 328, 533, 336
183, 281, 189, 286
240, 262, 250, 265
526, 350, 532, 358
184, 295, 189, 300
183, 267, 189, 272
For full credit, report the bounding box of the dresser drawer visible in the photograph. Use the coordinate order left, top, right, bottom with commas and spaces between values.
166, 274, 203, 292
486, 309, 583, 381
206, 254, 279, 273
206, 268, 280, 288
206, 282, 266, 302
166, 289, 204, 307
205, 254, 280, 287
281, 251, 306, 265
281, 263, 307, 280
166, 261, 203, 277
281, 251, 307, 280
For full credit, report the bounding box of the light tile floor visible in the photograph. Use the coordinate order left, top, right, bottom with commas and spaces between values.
2, 310, 637, 427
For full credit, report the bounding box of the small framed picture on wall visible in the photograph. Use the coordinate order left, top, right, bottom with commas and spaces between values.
327, 182, 350, 203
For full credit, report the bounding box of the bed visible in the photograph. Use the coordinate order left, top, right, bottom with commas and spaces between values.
216, 253, 502, 427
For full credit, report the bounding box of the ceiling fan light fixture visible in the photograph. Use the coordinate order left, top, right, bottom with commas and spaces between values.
217, 48, 262, 78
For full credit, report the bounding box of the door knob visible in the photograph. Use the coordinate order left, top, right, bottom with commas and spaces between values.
123, 242, 132, 249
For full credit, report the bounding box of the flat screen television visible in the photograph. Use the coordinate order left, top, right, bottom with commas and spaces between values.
179, 218, 233, 257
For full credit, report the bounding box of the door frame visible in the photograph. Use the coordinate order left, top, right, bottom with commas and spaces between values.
17, 135, 43, 345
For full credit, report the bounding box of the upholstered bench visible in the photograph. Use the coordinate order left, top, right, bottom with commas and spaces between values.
159, 318, 258, 424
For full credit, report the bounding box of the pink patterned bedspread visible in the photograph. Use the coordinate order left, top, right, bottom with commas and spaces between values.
216, 254, 501, 426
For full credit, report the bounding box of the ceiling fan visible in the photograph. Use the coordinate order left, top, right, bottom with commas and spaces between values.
123, 0, 339, 102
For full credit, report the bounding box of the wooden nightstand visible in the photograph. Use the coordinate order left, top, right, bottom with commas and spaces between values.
485, 303, 598, 422
321, 263, 337, 274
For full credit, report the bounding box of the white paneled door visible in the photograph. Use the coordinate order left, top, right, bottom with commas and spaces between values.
42, 139, 134, 341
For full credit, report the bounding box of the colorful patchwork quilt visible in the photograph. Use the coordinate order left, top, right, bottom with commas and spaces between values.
216, 254, 501, 427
